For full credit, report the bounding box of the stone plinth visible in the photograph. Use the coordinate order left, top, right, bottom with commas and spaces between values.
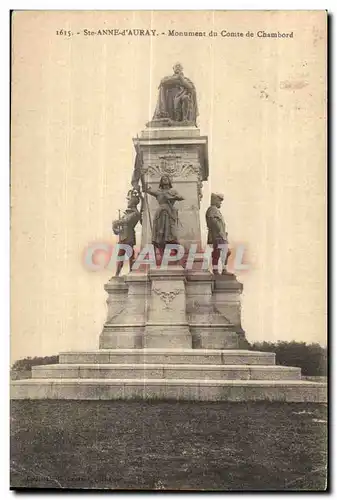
99, 269, 249, 350
99, 273, 149, 349
32, 363, 302, 381
144, 266, 192, 348
12, 378, 327, 403
185, 270, 249, 349
213, 273, 249, 349
58, 348, 277, 365
140, 127, 200, 140
133, 127, 208, 250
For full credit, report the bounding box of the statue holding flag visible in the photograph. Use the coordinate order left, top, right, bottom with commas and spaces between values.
144, 175, 184, 265
131, 143, 143, 192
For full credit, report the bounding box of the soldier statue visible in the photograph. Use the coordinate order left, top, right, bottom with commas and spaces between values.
112, 189, 141, 276
206, 193, 232, 274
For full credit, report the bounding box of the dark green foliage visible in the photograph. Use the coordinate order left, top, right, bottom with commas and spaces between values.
11, 355, 59, 372
250, 341, 327, 376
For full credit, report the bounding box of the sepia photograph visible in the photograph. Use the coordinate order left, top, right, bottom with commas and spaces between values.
10, 10, 327, 491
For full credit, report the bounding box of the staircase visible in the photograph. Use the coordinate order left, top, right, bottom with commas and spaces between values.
11, 348, 327, 402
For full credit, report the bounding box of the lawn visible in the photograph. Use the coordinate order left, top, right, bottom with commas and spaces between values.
10, 401, 327, 491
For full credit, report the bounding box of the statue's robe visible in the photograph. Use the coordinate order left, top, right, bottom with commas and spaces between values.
145, 187, 184, 248
153, 74, 198, 123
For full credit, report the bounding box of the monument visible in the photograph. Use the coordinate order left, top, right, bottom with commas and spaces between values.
149, 62, 198, 127
11, 64, 326, 402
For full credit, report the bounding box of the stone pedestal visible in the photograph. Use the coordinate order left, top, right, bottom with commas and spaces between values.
144, 266, 192, 348
99, 273, 149, 349
133, 127, 208, 250
185, 270, 248, 349
213, 273, 250, 349
99, 269, 248, 350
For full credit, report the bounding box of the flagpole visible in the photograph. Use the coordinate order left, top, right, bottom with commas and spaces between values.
118, 209, 121, 244
143, 182, 153, 235
136, 140, 153, 235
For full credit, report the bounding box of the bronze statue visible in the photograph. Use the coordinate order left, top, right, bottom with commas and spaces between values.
112, 189, 141, 276
151, 63, 198, 126
206, 193, 231, 274
144, 175, 184, 264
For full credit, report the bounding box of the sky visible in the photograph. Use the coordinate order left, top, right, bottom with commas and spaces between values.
11, 11, 327, 361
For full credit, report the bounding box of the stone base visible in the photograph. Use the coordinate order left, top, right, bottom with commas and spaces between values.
59, 349, 276, 365
11, 349, 327, 402
145, 118, 197, 128
31, 363, 302, 381
99, 325, 144, 349
144, 325, 192, 348
140, 126, 200, 139
191, 327, 239, 349
144, 266, 193, 348
11, 379, 327, 402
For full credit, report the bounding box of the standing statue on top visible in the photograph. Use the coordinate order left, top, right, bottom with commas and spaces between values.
206, 193, 232, 275
144, 175, 184, 265
150, 63, 198, 126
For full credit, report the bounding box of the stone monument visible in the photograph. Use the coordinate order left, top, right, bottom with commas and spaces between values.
11, 64, 326, 402
149, 62, 198, 127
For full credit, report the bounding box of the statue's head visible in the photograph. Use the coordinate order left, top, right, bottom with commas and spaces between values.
159, 175, 173, 190
211, 192, 224, 208
127, 189, 140, 208
173, 62, 183, 74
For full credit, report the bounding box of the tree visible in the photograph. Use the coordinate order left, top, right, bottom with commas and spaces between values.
11, 355, 59, 372
250, 341, 327, 376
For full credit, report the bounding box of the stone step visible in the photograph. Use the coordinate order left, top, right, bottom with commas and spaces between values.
32, 364, 301, 380
59, 349, 276, 366
11, 378, 327, 402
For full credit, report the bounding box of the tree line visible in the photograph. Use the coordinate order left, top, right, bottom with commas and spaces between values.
250, 341, 327, 376
12, 355, 59, 372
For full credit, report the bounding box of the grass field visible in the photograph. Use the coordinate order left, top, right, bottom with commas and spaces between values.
10, 401, 327, 491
